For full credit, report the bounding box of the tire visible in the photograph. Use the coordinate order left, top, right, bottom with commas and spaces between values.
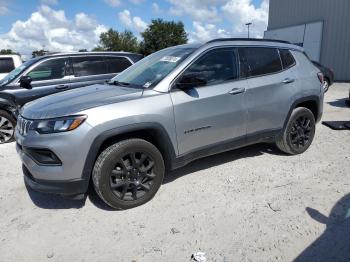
276, 107, 316, 155
0, 110, 16, 144
92, 138, 165, 209
323, 79, 330, 93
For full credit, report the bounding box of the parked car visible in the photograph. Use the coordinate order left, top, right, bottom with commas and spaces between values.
0, 54, 22, 80
0, 52, 143, 143
15, 39, 324, 209
312, 60, 334, 93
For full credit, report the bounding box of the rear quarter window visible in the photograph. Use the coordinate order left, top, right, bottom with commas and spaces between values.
0, 58, 15, 73
279, 49, 296, 69
238, 47, 282, 77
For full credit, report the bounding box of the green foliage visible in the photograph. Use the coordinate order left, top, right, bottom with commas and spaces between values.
0, 49, 17, 55
93, 29, 140, 53
140, 19, 188, 55
32, 50, 49, 58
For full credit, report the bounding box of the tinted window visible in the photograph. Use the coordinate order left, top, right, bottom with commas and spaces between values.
106, 57, 132, 74
0, 58, 15, 73
27, 58, 67, 81
183, 48, 238, 86
72, 56, 108, 77
239, 47, 282, 77
279, 49, 295, 69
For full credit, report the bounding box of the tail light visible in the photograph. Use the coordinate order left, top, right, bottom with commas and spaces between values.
317, 72, 324, 83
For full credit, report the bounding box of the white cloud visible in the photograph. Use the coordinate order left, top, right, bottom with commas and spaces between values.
170, 0, 269, 39
222, 0, 269, 38
167, 0, 226, 23
118, 9, 147, 33
0, 5, 107, 56
152, 2, 161, 13
104, 0, 121, 7
189, 21, 231, 42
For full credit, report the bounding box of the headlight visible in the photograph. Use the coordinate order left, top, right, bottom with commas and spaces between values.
31, 115, 87, 134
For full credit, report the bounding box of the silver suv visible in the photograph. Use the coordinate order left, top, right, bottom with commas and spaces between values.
15, 39, 324, 209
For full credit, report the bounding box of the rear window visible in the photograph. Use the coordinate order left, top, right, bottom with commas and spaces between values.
279, 49, 295, 69
0, 58, 15, 73
105, 57, 132, 74
72, 56, 108, 77
238, 47, 282, 77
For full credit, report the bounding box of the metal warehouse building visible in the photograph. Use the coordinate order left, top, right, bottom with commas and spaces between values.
264, 0, 350, 81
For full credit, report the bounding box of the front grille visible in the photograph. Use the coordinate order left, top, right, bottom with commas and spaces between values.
17, 116, 33, 136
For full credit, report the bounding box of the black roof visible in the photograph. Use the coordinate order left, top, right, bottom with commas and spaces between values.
206, 38, 291, 44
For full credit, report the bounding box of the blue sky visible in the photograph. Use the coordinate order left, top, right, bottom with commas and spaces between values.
0, 0, 269, 56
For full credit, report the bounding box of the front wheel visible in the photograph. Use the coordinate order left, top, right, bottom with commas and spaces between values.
276, 107, 316, 155
0, 110, 16, 144
92, 138, 165, 209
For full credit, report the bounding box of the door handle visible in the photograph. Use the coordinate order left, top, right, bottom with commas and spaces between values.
229, 87, 246, 95
55, 84, 69, 90
282, 78, 295, 84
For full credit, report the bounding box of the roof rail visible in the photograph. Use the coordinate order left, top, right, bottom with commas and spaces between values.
206, 38, 291, 44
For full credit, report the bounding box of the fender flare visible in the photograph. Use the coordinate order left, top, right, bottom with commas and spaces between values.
80, 122, 177, 187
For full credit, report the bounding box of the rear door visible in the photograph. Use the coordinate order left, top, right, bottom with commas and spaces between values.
171, 47, 247, 155
238, 47, 297, 137
69, 55, 133, 89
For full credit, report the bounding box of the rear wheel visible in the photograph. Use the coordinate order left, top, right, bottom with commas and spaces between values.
92, 138, 165, 209
0, 110, 16, 144
323, 78, 330, 93
276, 107, 316, 155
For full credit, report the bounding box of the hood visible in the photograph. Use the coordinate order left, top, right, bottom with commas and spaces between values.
21, 84, 143, 119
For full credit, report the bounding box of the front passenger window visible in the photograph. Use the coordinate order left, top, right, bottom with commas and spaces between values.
182, 48, 238, 86
27, 58, 68, 81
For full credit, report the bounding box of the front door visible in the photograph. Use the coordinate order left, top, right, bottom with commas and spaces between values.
170, 47, 247, 155
11, 57, 71, 106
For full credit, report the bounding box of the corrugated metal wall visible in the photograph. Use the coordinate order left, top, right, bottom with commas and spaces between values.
268, 0, 350, 81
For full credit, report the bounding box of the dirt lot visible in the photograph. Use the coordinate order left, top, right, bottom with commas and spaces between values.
0, 84, 349, 262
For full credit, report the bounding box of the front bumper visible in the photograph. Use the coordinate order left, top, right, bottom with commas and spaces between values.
22, 164, 87, 195
15, 121, 97, 195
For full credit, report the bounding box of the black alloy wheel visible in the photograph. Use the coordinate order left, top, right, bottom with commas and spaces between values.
92, 138, 165, 209
276, 107, 316, 155
289, 115, 313, 150
109, 151, 156, 201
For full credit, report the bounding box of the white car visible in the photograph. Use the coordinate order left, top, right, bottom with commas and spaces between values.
0, 55, 22, 80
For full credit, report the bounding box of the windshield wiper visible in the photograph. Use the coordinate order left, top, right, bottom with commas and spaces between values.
108, 80, 130, 87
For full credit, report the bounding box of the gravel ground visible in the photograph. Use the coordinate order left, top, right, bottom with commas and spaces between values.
0, 83, 349, 262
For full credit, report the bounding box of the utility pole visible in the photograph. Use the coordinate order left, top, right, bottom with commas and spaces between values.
245, 22, 252, 38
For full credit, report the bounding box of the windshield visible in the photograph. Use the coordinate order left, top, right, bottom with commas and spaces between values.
0, 58, 39, 86
109, 47, 196, 89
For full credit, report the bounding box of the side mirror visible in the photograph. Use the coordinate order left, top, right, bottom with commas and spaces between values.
20, 76, 32, 89
176, 73, 207, 90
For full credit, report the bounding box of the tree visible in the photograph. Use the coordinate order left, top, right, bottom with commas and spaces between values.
93, 29, 140, 53
140, 19, 188, 55
32, 50, 49, 58
79, 49, 88, 52
0, 49, 17, 55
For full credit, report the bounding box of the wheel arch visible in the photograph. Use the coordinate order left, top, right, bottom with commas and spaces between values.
81, 122, 177, 186
284, 96, 321, 130
0, 96, 17, 117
